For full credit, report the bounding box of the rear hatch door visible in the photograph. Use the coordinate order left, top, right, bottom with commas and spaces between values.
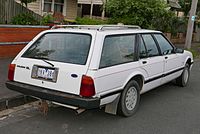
13, 31, 95, 95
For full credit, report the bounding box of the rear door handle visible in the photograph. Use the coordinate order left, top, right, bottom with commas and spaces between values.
142, 61, 147, 64
165, 56, 168, 59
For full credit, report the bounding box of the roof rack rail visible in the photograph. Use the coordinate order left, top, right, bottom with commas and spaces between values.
98, 25, 141, 30
51, 25, 141, 31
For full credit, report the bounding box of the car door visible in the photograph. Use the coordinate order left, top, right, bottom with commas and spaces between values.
153, 34, 183, 84
139, 34, 165, 93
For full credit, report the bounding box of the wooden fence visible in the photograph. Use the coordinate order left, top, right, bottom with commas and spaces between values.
0, 0, 42, 24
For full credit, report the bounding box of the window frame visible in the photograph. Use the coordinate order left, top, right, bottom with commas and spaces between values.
140, 33, 161, 58
99, 33, 138, 69
138, 34, 148, 59
43, 0, 65, 15
152, 33, 176, 56
54, 0, 64, 13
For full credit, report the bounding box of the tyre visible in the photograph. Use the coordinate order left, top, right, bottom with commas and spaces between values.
117, 80, 140, 117
176, 63, 190, 87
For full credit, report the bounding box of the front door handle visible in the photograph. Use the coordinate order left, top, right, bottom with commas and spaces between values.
142, 61, 147, 64
165, 56, 168, 59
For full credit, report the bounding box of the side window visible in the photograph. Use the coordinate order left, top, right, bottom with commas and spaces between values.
154, 34, 174, 55
142, 34, 159, 57
139, 37, 147, 58
100, 35, 135, 68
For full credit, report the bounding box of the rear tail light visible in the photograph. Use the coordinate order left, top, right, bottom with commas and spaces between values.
80, 75, 95, 97
8, 64, 16, 81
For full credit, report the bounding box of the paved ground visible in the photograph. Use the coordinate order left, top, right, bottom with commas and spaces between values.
0, 58, 35, 110
0, 60, 199, 134
0, 58, 20, 99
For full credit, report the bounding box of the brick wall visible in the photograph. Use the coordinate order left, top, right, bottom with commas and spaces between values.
0, 25, 49, 58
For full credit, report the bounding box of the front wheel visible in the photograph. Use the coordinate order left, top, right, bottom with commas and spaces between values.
117, 80, 140, 117
176, 63, 190, 87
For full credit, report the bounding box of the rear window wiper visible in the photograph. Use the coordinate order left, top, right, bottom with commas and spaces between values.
29, 56, 54, 67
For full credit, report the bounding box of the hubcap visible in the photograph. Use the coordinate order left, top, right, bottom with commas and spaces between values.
183, 68, 189, 84
125, 87, 137, 111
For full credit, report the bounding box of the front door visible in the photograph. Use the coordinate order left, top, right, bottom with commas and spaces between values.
139, 34, 164, 93
153, 34, 183, 84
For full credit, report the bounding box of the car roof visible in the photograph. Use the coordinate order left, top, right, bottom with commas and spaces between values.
45, 25, 162, 35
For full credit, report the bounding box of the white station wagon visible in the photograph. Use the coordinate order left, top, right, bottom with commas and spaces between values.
6, 25, 193, 116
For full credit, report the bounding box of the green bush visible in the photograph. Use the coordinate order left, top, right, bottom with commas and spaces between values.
106, 0, 175, 32
170, 17, 187, 36
40, 14, 54, 25
76, 17, 108, 25
11, 13, 39, 25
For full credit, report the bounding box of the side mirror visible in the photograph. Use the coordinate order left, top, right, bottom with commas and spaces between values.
174, 48, 184, 53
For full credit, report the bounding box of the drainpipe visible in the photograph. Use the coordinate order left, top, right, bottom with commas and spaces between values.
90, 0, 93, 19
101, 0, 106, 20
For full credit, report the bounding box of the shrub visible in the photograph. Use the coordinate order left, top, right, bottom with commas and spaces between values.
106, 0, 175, 32
11, 13, 39, 25
170, 17, 187, 35
40, 14, 54, 25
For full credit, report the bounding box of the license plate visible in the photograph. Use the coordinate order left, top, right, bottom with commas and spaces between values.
37, 68, 54, 79
31, 65, 58, 82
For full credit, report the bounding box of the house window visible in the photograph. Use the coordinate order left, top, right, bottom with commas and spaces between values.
44, 0, 52, 12
43, 0, 64, 13
54, 0, 64, 13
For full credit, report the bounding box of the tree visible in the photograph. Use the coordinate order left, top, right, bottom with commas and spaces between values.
106, 0, 175, 32
179, 0, 200, 16
20, 0, 36, 7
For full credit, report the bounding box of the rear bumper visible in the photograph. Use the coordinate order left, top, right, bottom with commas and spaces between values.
6, 81, 100, 109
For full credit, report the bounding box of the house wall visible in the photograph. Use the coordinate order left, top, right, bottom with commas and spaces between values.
15, 0, 41, 15
66, 0, 78, 20
27, 0, 41, 15
15, 0, 77, 20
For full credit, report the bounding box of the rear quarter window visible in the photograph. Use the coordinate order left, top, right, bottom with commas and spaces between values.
100, 34, 136, 68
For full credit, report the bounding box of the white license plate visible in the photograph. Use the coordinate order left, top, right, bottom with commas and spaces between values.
31, 65, 58, 82
37, 68, 55, 79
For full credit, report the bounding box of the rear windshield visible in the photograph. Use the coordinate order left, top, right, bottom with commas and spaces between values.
22, 33, 92, 65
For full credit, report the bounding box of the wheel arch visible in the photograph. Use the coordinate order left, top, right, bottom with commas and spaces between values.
123, 72, 144, 91
184, 57, 193, 68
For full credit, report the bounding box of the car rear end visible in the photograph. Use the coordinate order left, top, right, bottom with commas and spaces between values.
6, 29, 100, 109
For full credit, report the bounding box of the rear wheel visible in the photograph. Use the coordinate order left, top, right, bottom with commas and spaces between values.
176, 63, 190, 87
117, 80, 140, 117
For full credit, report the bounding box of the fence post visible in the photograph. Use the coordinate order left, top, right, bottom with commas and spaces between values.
5, 0, 8, 24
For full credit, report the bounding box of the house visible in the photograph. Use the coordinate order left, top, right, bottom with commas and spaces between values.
168, 0, 181, 9
77, 0, 181, 19
15, 0, 78, 20
14, 0, 182, 21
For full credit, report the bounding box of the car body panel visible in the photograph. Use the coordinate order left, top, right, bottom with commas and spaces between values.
7, 26, 193, 109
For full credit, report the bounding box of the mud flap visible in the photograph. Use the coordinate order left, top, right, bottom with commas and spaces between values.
105, 94, 121, 115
